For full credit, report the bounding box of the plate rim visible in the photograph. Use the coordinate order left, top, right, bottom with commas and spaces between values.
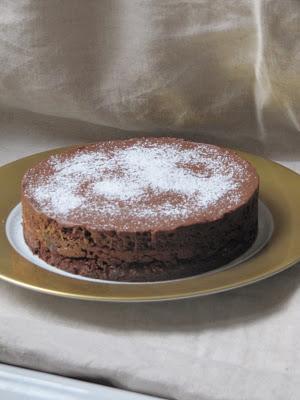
0, 146, 300, 302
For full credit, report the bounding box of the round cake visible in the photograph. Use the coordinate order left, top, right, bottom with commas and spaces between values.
21, 137, 259, 282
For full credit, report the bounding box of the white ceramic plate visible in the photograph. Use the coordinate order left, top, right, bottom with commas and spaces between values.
6, 201, 273, 284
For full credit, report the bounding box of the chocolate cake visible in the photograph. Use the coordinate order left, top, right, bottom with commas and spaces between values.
21, 138, 259, 282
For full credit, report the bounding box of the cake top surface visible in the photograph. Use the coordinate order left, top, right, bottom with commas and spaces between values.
22, 138, 258, 231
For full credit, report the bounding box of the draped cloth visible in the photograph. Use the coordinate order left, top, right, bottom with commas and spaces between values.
0, 0, 299, 157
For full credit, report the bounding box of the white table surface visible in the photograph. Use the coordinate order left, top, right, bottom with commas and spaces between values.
0, 363, 161, 400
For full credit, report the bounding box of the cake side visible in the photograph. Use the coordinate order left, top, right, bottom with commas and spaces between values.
22, 189, 258, 282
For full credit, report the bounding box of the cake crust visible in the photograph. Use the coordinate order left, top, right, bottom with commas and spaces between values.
21, 138, 259, 282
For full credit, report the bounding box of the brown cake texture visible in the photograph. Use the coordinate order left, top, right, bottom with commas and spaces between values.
21, 137, 259, 282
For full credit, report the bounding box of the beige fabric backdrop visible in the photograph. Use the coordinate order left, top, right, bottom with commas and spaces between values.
0, 0, 299, 157
0, 1, 300, 400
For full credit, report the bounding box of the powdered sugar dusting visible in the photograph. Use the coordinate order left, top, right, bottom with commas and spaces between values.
24, 139, 253, 230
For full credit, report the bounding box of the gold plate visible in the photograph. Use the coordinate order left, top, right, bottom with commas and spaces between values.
0, 147, 300, 302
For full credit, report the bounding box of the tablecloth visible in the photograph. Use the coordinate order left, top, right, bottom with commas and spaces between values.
0, 108, 300, 400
